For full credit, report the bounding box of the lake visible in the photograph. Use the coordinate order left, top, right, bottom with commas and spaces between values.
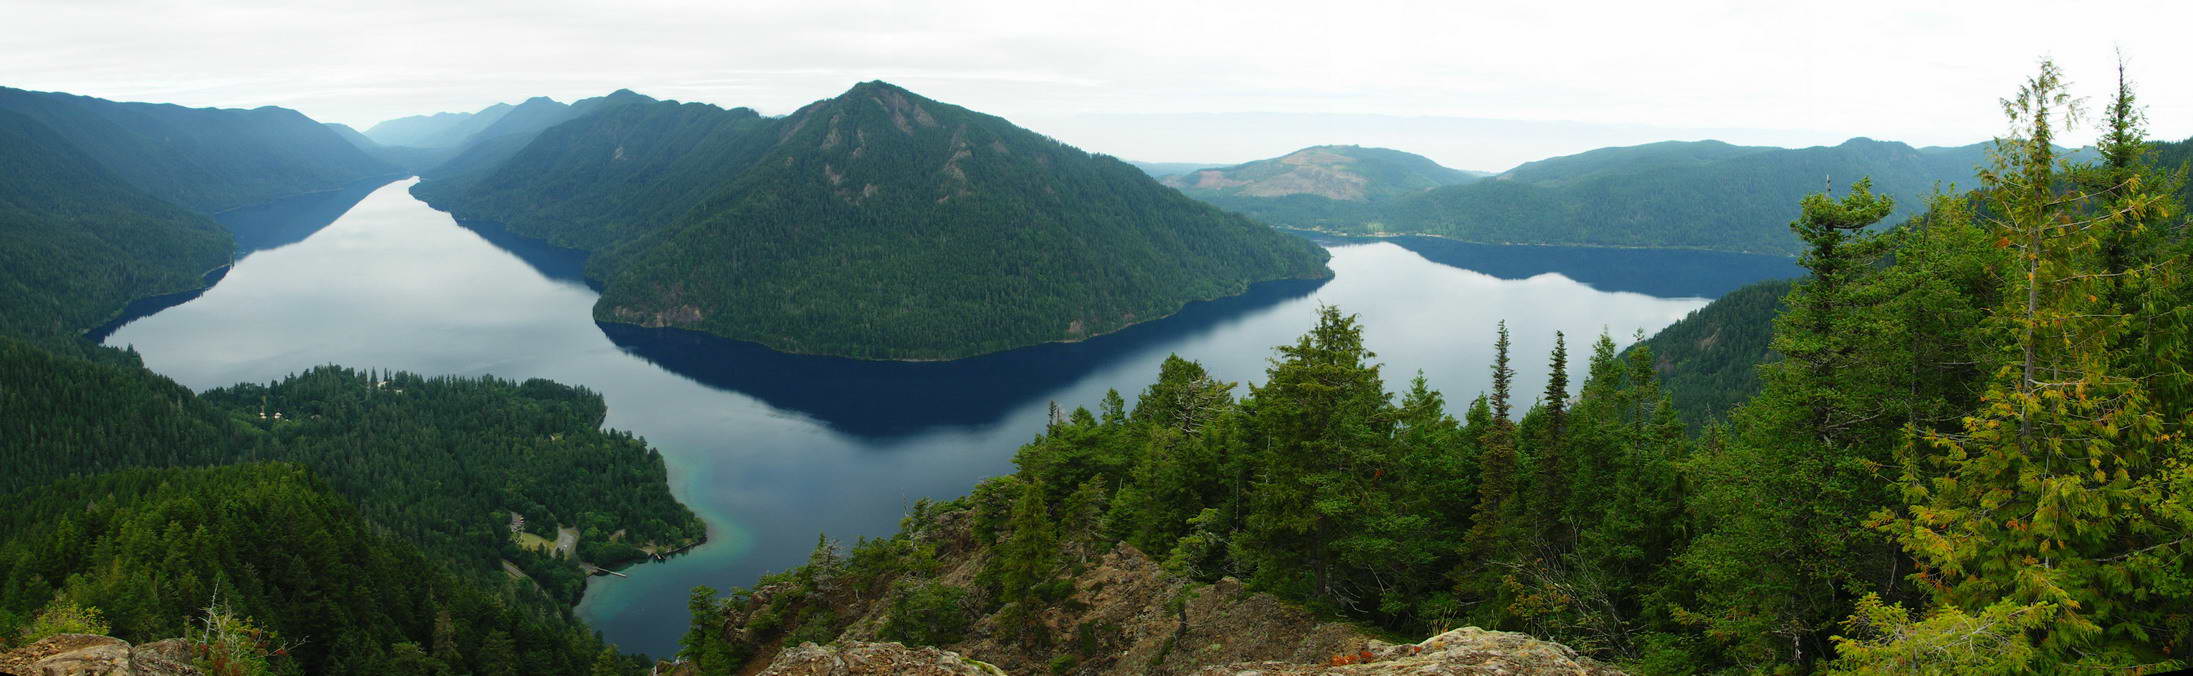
101, 177, 1800, 657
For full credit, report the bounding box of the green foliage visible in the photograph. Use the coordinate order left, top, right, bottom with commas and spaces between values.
416, 81, 1331, 359
14, 600, 108, 646
877, 582, 971, 648
0, 464, 619, 674
0, 338, 700, 602
658, 59, 2193, 674
0, 108, 231, 343
1826, 595, 2054, 675
0, 87, 395, 213
1877, 59, 2193, 666
1629, 278, 1793, 427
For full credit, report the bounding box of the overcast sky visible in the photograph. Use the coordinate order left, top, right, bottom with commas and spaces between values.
5, 0, 2189, 171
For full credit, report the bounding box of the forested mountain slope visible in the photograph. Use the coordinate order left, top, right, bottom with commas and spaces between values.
0, 109, 231, 342
1629, 277, 1791, 426
0, 464, 641, 674
1370, 137, 1993, 254
412, 90, 657, 182
0, 87, 397, 212
417, 81, 1331, 359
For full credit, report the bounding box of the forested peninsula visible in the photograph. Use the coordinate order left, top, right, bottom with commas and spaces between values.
413, 82, 1332, 360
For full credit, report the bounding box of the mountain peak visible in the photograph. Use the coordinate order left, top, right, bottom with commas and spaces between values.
844, 80, 913, 97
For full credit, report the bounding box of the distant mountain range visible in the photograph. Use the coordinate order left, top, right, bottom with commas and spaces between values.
1171, 137, 2084, 255
413, 81, 1331, 360
0, 87, 397, 213
1162, 145, 1486, 200
0, 87, 405, 343
1126, 160, 1218, 178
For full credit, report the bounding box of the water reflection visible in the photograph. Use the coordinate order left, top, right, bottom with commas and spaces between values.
87, 178, 397, 343
599, 277, 1327, 438
1309, 233, 1803, 298
448, 217, 595, 287
220, 176, 401, 255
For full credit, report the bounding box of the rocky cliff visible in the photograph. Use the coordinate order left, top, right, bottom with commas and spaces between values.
679, 504, 1618, 675
0, 634, 199, 676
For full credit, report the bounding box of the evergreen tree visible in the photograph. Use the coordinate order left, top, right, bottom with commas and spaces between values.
1677, 175, 1906, 664
1238, 305, 1394, 609
1532, 332, 1572, 544
1879, 58, 2193, 666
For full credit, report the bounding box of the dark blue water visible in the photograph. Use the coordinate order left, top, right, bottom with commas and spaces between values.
102, 179, 1793, 657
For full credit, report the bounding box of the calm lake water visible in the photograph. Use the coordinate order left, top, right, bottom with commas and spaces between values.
103, 178, 1799, 657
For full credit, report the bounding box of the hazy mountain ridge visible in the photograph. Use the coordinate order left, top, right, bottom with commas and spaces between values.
0, 87, 398, 213
363, 101, 514, 147
1172, 137, 2097, 255
416, 81, 1331, 360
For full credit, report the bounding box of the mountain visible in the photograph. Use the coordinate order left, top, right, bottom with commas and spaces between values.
1631, 277, 1792, 426
1127, 160, 1218, 178
1367, 137, 2002, 254
1148, 145, 1484, 231
323, 121, 377, 150
413, 90, 658, 181
1173, 137, 2072, 255
415, 81, 1331, 360
0, 108, 231, 342
362, 101, 513, 148
0, 87, 398, 212
1161, 145, 1484, 201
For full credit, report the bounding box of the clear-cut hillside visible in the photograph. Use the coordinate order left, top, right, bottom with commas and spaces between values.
1161, 145, 1483, 201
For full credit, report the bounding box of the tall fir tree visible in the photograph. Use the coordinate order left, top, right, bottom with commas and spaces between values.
1879, 58, 2193, 667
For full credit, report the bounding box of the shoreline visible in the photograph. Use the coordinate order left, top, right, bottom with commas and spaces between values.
1281, 226, 1802, 258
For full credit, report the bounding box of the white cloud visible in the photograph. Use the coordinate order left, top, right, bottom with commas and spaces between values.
3, 0, 2186, 167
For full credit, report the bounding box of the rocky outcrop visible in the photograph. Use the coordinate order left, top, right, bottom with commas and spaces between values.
756, 641, 1005, 675
0, 634, 200, 676
708, 503, 1614, 675
1199, 627, 1621, 675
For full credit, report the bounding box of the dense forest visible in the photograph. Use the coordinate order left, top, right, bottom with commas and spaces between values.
0, 464, 640, 674
1, 337, 702, 603
0, 87, 397, 213
416, 81, 1332, 360
1628, 278, 1792, 427
0, 108, 232, 344
679, 60, 2193, 673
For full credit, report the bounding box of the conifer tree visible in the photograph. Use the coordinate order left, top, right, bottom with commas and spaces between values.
1677, 174, 1904, 664
1238, 305, 1393, 608
1532, 332, 1571, 544
1881, 58, 2192, 665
